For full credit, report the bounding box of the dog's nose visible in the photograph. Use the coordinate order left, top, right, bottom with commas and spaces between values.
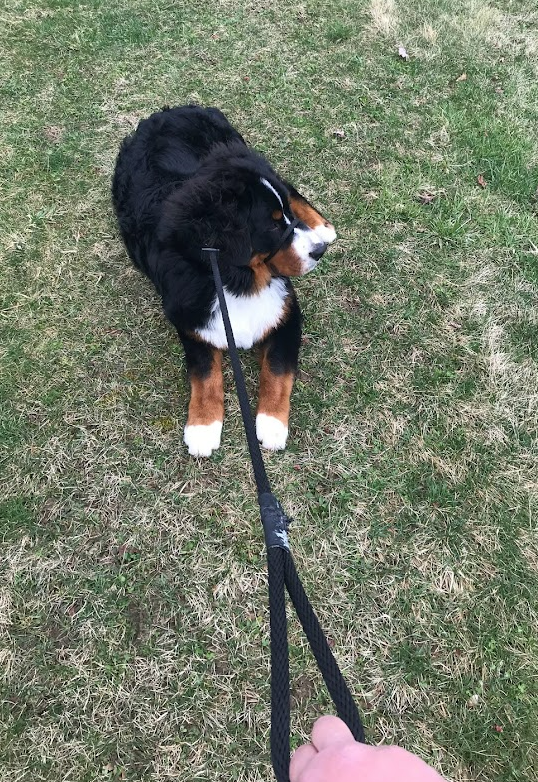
310, 241, 328, 261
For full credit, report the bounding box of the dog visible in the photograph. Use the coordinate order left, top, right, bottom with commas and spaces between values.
112, 105, 336, 457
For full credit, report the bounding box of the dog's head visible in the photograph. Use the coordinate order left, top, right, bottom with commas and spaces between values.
159, 142, 336, 286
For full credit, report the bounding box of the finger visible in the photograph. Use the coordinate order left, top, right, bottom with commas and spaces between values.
311, 716, 356, 751
289, 744, 317, 782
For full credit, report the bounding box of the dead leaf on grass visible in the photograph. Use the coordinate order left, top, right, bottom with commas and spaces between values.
416, 189, 445, 205
477, 174, 487, 188
333, 128, 345, 138
398, 45, 409, 60
455, 72, 467, 82
417, 191, 436, 205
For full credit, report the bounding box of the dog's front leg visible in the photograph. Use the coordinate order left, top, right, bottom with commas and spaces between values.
180, 334, 224, 457
256, 296, 302, 451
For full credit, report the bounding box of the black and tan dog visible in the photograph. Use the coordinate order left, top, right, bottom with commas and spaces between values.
112, 105, 336, 457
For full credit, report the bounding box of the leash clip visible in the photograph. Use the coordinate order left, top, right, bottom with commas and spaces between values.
201, 247, 220, 265
259, 492, 291, 551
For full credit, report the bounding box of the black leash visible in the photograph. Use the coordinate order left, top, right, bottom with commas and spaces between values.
202, 247, 365, 782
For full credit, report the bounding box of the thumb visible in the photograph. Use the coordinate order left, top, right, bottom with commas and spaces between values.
311, 716, 357, 751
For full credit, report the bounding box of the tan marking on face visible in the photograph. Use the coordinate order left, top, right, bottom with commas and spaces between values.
289, 194, 334, 233
249, 253, 273, 290
272, 209, 283, 221
187, 350, 224, 426
257, 352, 295, 426
267, 246, 304, 277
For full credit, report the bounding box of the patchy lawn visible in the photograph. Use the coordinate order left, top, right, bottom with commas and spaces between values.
1, 0, 537, 780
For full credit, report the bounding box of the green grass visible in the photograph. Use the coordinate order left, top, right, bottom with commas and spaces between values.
1, 0, 538, 780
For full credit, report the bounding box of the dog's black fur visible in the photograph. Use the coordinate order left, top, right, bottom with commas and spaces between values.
112, 104, 334, 455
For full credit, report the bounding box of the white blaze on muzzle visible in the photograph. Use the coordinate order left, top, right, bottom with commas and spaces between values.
313, 222, 337, 244
291, 226, 325, 273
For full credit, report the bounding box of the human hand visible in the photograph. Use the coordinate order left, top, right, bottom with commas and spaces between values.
290, 716, 446, 782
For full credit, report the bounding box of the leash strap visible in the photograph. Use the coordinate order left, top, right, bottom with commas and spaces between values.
264, 217, 300, 265
202, 248, 365, 782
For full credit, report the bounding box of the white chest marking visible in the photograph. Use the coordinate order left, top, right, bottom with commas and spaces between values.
195, 278, 288, 350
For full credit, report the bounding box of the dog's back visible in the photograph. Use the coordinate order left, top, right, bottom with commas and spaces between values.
112, 105, 244, 272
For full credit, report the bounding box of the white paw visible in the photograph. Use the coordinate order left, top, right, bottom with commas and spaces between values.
256, 413, 288, 451
184, 421, 223, 457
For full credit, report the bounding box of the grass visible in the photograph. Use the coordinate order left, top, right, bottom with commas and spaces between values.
1, 0, 538, 780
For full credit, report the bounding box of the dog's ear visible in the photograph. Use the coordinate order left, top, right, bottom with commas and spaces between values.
203, 177, 254, 266
192, 163, 260, 266
158, 144, 273, 266
158, 179, 253, 267
218, 213, 252, 267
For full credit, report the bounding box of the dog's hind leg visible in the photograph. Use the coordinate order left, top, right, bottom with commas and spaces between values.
180, 334, 224, 457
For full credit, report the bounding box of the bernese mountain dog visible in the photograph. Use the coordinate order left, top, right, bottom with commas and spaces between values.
112, 105, 336, 457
